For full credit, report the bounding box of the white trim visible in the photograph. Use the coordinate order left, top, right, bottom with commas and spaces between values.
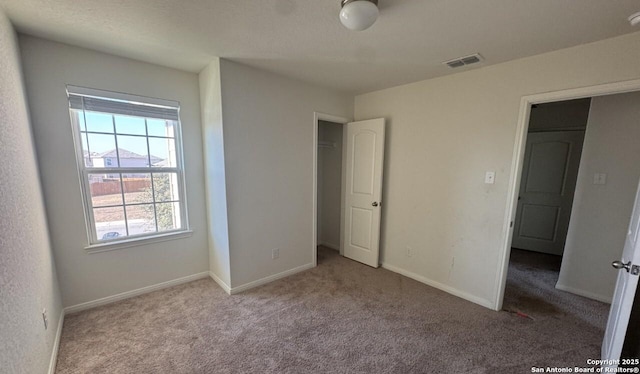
208, 271, 231, 295
555, 283, 612, 304
85, 230, 193, 253
64, 271, 210, 314
313, 112, 351, 266
319, 241, 340, 251
68, 90, 190, 249
340, 122, 348, 258
66, 85, 179, 108
229, 263, 315, 295
382, 262, 494, 309
48, 310, 65, 374
494, 78, 640, 311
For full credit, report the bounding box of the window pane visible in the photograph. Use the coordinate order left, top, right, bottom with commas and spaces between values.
115, 115, 146, 136
149, 137, 177, 167
81, 134, 92, 167
147, 119, 175, 137
72, 110, 86, 131
125, 204, 157, 236
153, 173, 180, 202
87, 133, 118, 167
94, 206, 127, 241
116, 135, 150, 167
89, 174, 123, 207
123, 174, 152, 204
69, 89, 187, 245
156, 202, 181, 232
85, 111, 114, 133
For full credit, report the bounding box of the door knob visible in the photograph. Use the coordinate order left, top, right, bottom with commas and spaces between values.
372, 202, 379, 207
612, 260, 631, 272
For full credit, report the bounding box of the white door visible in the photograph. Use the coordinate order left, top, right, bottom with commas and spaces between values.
342, 118, 385, 268
512, 131, 585, 255
602, 180, 640, 365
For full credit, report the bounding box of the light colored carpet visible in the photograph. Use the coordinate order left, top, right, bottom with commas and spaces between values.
55, 247, 609, 373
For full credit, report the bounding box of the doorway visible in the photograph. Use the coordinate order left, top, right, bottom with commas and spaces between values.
312, 113, 349, 266
503, 91, 640, 303
316, 119, 344, 262
498, 83, 640, 363
312, 114, 386, 268
511, 99, 589, 256
497, 80, 640, 310
507, 99, 589, 295
503, 98, 591, 317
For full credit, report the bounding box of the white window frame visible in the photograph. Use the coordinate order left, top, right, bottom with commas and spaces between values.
66, 85, 191, 251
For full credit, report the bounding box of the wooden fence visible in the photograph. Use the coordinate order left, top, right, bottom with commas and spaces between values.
90, 178, 151, 196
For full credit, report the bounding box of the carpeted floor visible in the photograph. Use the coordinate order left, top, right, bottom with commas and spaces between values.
55, 247, 610, 373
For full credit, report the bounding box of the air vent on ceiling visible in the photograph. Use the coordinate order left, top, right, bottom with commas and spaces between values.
443, 53, 484, 69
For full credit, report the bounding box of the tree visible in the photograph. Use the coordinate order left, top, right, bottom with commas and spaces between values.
142, 173, 177, 231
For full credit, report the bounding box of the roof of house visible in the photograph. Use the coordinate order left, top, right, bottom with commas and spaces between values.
85, 148, 163, 163
98, 149, 144, 159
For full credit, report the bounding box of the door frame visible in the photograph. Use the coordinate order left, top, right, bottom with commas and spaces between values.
494, 78, 640, 311
312, 112, 351, 267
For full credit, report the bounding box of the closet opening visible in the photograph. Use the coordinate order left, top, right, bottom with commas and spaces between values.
316, 119, 345, 264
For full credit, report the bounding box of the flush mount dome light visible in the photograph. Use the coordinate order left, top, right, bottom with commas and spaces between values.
630, 12, 640, 26
340, 0, 379, 31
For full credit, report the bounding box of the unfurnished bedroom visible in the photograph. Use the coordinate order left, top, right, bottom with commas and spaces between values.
2, 1, 640, 373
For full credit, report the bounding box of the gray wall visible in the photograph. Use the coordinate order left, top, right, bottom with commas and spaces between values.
354, 30, 640, 309
19, 35, 209, 307
558, 92, 640, 302
0, 12, 63, 374
218, 59, 353, 288
199, 59, 231, 287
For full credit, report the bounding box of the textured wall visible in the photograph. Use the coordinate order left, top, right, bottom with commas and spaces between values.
0, 11, 63, 374
355, 31, 640, 309
19, 36, 209, 307
218, 59, 353, 288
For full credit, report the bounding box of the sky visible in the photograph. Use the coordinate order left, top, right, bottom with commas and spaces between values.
77, 111, 174, 160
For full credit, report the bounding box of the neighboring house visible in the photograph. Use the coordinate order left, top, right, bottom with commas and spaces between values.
84, 148, 164, 180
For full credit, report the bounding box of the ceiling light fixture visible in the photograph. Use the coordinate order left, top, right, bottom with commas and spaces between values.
340, 0, 379, 31
630, 12, 640, 26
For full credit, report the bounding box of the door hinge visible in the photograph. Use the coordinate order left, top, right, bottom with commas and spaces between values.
510, 221, 514, 228
632, 265, 640, 276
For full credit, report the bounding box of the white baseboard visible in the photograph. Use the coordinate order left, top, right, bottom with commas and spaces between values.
381, 262, 494, 310
208, 271, 231, 295
64, 272, 210, 314
555, 283, 612, 304
318, 241, 340, 251
229, 263, 315, 295
48, 309, 65, 374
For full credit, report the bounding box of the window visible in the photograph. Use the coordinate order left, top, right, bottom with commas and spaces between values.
67, 86, 189, 246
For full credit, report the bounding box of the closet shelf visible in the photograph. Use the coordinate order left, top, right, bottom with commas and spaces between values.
318, 141, 336, 149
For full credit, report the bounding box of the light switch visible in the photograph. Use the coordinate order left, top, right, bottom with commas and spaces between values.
593, 173, 607, 185
485, 171, 496, 184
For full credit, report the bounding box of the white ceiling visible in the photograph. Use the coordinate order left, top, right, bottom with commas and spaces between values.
2, 0, 639, 94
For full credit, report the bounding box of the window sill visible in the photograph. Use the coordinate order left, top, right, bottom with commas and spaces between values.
84, 230, 194, 254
